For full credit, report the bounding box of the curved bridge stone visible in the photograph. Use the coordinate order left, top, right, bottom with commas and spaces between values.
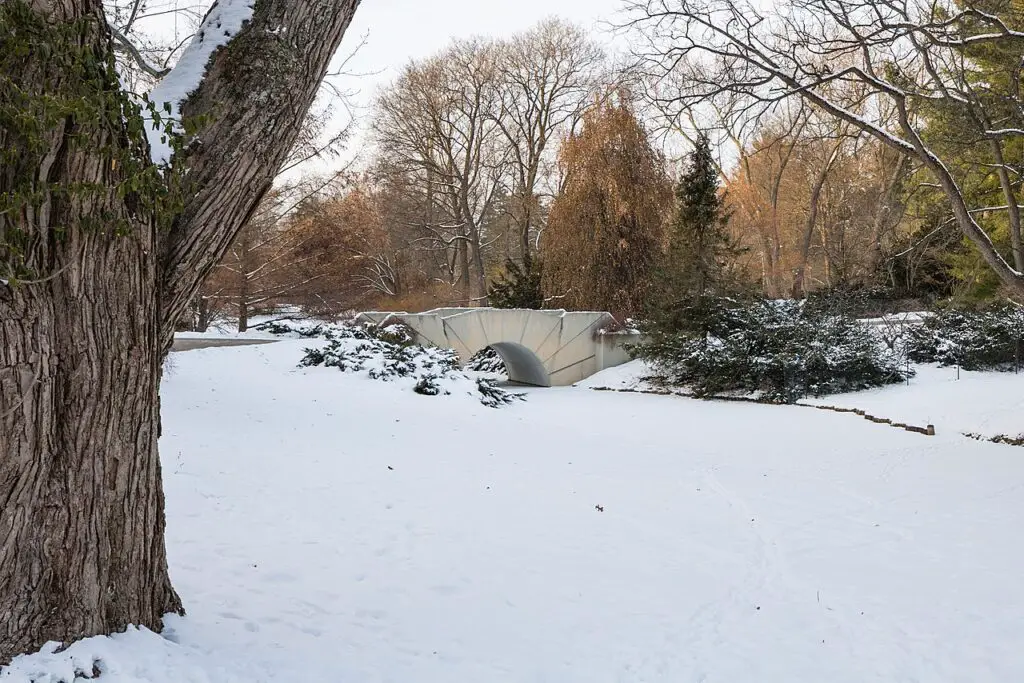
353, 308, 638, 387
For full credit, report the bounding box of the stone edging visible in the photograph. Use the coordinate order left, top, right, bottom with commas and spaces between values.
810, 404, 935, 436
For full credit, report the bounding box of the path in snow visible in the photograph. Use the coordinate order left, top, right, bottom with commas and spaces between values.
5, 340, 1024, 682
170, 337, 278, 352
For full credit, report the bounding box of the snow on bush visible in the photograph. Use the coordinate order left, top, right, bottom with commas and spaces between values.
635, 298, 911, 403
256, 319, 523, 408
252, 318, 330, 338
466, 347, 507, 375
299, 325, 458, 379
905, 306, 1024, 371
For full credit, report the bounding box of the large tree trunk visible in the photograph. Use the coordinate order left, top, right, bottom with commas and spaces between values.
754, 223, 778, 297
519, 192, 535, 268
521, 207, 533, 267
0, 0, 360, 664
196, 296, 213, 333
469, 225, 487, 304
0, 235, 181, 661
456, 238, 471, 305
238, 299, 250, 332
0, 3, 180, 658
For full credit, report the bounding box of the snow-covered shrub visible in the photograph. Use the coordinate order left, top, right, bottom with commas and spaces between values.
288, 322, 523, 408
297, 324, 459, 377
413, 374, 445, 396
905, 306, 1024, 370
373, 322, 416, 347
476, 377, 522, 407
253, 319, 328, 338
466, 347, 507, 374
635, 298, 910, 403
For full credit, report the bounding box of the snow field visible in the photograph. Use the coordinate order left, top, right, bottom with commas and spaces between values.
5, 340, 1024, 681
584, 357, 1024, 441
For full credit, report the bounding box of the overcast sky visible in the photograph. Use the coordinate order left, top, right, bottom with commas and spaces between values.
299, 0, 630, 170
342, 0, 625, 88
139, 0, 632, 172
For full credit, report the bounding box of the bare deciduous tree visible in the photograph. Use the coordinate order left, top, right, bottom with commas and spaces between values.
374, 39, 508, 303
625, 0, 1024, 297
204, 193, 326, 331
494, 18, 604, 266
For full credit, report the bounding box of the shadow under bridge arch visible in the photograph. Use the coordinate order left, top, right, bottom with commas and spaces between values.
487, 342, 551, 388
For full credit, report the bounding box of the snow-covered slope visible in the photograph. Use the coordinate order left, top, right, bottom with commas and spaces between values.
574, 358, 657, 391
582, 356, 1024, 441
6, 340, 1024, 681
801, 363, 1024, 439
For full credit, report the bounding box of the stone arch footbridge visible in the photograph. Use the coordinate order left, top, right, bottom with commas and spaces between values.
353, 308, 639, 387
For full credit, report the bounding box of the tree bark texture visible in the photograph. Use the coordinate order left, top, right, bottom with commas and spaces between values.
0, 0, 360, 664
0, 222, 179, 664
238, 299, 249, 333
0, 0, 180, 659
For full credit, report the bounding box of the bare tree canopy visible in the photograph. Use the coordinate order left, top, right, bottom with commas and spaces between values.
495, 18, 605, 265
373, 38, 508, 303
368, 20, 606, 307
625, 0, 1024, 297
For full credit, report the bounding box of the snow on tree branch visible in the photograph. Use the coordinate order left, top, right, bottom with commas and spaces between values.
146, 0, 255, 165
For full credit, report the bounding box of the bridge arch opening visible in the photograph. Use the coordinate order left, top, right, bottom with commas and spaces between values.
486, 342, 551, 388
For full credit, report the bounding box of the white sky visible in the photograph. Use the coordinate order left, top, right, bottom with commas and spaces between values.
341, 0, 626, 97
312, 0, 630, 172
137, 0, 633, 173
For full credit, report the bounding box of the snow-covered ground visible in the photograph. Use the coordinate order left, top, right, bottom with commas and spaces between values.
581, 358, 1024, 441
6, 341, 1024, 681
575, 358, 657, 391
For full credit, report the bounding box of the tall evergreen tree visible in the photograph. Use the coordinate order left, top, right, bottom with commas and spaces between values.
488, 257, 544, 309
911, 0, 1024, 302
647, 133, 738, 331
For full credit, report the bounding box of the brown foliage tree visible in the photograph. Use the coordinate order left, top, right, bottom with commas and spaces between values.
200, 191, 333, 332
725, 117, 911, 297
291, 185, 411, 312
541, 95, 672, 317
